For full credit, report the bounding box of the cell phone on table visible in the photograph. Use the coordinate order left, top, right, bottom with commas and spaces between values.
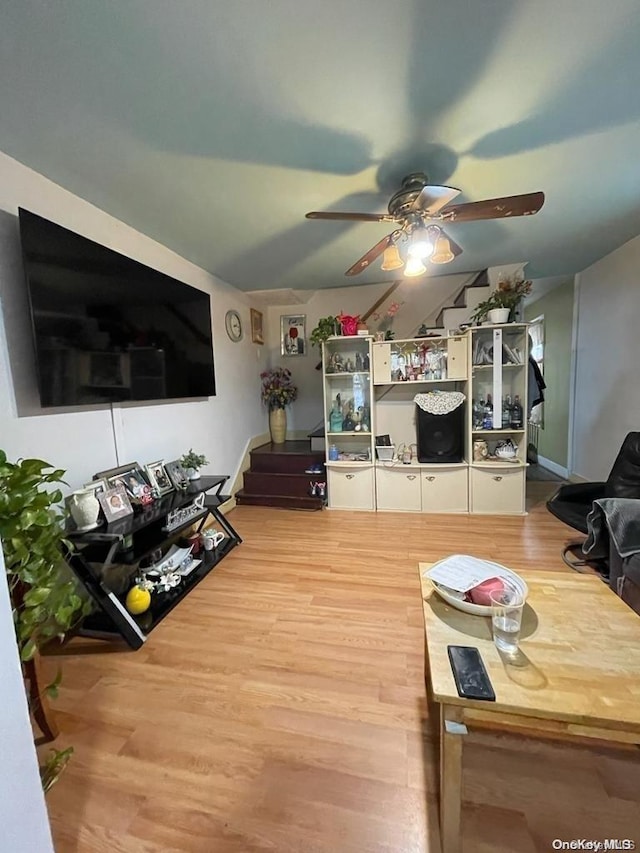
447, 645, 495, 701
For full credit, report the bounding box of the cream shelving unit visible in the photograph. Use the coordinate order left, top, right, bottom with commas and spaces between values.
322, 327, 529, 515
372, 334, 470, 513
468, 323, 529, 514
322, 336, 375, 510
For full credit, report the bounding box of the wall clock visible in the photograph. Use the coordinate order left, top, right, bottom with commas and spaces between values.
225, 310, 243, 342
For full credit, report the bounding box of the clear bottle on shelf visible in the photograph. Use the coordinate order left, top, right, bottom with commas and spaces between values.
482, 393, 493, 429
510, 395, 523, 429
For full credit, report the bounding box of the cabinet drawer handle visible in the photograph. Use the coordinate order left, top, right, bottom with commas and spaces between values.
407, 475, 416, 481
493, 475, 503, 482
346, 474, 354, 480
426, 476, 436, 482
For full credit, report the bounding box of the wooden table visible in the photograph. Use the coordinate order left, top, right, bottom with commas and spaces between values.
419, 566, 640, 853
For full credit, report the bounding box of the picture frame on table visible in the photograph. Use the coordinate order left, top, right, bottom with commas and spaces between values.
165, 460, 190, 491
97, 463, 154, 507
144, 460, 174, 496
98, 485, 134, 524
280, 314, 306, 357
250, 308, 264, 345
83, 478, 109, 497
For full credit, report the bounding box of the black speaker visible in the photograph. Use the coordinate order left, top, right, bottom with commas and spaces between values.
416, 403, 465, 463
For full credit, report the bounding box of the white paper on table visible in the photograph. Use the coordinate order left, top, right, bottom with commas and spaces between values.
423, 555, 505, 593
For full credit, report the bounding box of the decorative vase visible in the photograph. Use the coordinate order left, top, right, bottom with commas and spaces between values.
69, 487, 101, 531
269, 407, 287, 444
488, 307, 510, 324
186, 467, 201, 481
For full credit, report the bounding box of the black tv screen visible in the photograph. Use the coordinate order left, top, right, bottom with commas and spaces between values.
18, 208, 216, 407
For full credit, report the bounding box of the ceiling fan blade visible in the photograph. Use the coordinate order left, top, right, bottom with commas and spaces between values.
306, 211, 390, 222
411, 185, 461, 215
441, 191, 545, 223
345, 234, 392, 276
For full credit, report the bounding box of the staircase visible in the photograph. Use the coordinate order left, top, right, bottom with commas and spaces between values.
432, 269, 490, 331
235, 440, 326, 510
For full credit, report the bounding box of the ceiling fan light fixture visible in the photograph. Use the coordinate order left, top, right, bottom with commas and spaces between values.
431, 235, 455, 264
404, 256, 427, 277
407, 226, 433, 259
380, 243, 404, 271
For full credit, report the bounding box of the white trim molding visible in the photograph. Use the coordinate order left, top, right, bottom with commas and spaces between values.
537, 454, 569, 480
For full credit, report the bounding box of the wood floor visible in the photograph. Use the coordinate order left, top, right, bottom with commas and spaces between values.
42, 485, 640, 852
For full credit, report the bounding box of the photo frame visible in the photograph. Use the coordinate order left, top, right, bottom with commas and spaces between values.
83, 478, 109, 497
250, 308, 264, 345
106, 466, 154, 507
98, 485, 134, 523
165, 459, 190, 491
144, 460, 174, 496
280, 314, 306, 357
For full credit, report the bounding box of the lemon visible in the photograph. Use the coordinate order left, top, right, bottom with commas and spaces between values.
125, 584, 151, 615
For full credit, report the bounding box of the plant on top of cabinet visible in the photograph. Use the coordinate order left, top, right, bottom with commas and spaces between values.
310, 316, 340, 349
470, 276, 532, 324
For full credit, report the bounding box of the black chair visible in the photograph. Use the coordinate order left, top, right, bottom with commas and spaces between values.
547, 432, 640, 569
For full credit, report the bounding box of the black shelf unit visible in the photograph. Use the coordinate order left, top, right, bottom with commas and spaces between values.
65, 475, 241, 649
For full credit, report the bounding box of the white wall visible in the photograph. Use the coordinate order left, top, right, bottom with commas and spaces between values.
0, 151, 265, 489
0, 547, 54, 853
572, 234, 640, 479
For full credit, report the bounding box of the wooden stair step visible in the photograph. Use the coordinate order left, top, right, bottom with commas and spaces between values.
234, 490, 324, 510
249, 440, 325, 474
243, 471, 325, 499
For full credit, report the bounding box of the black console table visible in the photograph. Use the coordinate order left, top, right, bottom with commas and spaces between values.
65, 475, 241, 649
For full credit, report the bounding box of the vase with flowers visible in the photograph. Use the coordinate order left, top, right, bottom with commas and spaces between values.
260, 367, 298, 444
470, 276, 533, 325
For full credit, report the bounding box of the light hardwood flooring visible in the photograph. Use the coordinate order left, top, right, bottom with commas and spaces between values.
42, 485, 640, 852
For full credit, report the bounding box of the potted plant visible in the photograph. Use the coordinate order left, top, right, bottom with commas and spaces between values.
260, 367, 298, 444
179, 449, 209, 481
310, 315, 340, 349
0, 450, 91, 790
469, 276, 533, 325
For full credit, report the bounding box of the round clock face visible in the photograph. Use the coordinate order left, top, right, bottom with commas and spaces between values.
225, 310, 243, 342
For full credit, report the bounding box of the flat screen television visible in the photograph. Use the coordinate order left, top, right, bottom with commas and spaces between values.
18, 208, 216, 407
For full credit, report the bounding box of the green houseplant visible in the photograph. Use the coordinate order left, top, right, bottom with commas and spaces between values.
0, 450, 90, 790
180, 449, 209, 481
470, 276, 533, 324
310, 315, 340, 349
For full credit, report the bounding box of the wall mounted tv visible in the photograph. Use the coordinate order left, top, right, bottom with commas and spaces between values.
18, 209, 216, 407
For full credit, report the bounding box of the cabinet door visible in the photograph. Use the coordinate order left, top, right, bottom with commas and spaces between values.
327, 466, 375, 510
470, 466, 525, 514
421, 467, 468, 513
376, 467, 421, 512
372, 342, 391, 384
446, 336, 468, 379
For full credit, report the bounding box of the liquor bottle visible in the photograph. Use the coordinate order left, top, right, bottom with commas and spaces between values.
510, 395, 523, 429
482, 393, 493, 430
472, 399, 483, 429
502, 395, 512, 428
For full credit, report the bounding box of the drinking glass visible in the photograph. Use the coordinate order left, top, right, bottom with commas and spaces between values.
490, 587, 524, 654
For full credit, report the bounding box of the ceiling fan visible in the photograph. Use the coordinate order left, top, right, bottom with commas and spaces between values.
306, 173, 545, 277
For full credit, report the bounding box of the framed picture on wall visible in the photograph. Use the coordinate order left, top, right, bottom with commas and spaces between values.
280, 314, 306, 357
250, 308, 264, 345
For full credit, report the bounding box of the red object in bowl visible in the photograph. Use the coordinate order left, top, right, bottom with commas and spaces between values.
468, 577, 506, 606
